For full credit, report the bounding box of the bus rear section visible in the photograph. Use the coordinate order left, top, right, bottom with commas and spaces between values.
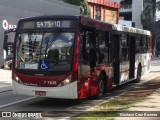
76, 18, 152, 98
12, 16, 79, 99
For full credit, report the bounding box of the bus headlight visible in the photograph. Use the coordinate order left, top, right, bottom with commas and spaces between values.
15, 76, 19, 81
13, 74, 23, 85
58, 75, 71, 87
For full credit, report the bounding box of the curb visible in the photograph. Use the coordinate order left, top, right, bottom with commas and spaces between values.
0, 86, 12, 93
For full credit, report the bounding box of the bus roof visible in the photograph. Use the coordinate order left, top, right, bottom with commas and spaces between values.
112, 24, 151, 36
80, 16, 151, 36
18, 15, 151, 36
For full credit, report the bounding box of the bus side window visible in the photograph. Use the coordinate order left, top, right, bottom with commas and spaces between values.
105, 31, 112, 63
88, 31, 96, 68
97, 31, 111, 63
135, 36, 141, 53
96, 30, 105, 64
140, 37, 143, 52
143, 37, 148, 52
143, 37, 146, 52
139, 36, 146, 53
146, 36, 150, 52
79, 31, 89, 64
120, 34, 129, 61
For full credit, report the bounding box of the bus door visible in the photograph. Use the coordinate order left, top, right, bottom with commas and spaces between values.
129, 36, 135, 79
119, 34, 130, 83
112, 34, 120, 84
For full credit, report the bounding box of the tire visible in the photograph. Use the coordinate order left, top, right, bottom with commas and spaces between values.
135, 65, 141, 83
96, 74, 105, 98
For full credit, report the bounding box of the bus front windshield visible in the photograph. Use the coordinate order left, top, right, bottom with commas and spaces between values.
15, 32, 75, 72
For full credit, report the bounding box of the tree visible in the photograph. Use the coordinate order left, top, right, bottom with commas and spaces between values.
63, 0, 90, 17
141, 0, 160, 22
141, 0, 160, 56
80, 0, 91, 18
63, 0, 82, 6
156, 35, 160, 54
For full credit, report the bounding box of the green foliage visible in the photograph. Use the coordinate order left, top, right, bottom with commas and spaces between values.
63, 0, 83, 6
63, 0, 91, 17
141, 0, 160, 22
156, 37, 160, 53
80, 0, 91, 18
141, 0, 160, 56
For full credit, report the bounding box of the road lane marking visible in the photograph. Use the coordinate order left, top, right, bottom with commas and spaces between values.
0, 97, 36, 109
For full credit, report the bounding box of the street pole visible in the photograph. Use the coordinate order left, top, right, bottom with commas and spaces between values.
153, 0, 156, 57
154, 33, 160, 56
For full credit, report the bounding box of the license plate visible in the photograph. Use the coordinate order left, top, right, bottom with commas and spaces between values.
35, 91, 46, 96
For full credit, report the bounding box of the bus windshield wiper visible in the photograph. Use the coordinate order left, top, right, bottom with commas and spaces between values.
44, 32, 61, 59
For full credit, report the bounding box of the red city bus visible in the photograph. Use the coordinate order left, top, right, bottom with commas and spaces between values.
11, 15, 152, 99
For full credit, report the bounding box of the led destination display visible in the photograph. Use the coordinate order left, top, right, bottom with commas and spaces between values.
19, 20, 77, 29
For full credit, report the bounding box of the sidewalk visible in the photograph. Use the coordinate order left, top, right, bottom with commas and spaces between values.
129, 89, 160, 111
115, 88, 160, 120
114, 58, 160, 120
0, 69, 12, 92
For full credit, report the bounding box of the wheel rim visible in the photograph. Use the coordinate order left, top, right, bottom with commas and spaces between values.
99, 80, 104, 93
98, 75, 105, 97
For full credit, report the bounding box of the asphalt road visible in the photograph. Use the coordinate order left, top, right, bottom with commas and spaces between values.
0, 59, 160, 120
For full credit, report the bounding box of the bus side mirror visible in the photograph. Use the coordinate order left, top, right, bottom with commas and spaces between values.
3, 34, 8, 51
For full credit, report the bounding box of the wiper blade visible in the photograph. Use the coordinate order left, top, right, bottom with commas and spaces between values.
44, 32, 61, 59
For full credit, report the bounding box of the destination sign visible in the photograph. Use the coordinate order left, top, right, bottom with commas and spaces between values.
19, 20, 77, 29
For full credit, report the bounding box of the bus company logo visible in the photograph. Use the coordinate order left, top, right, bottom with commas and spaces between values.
1, 112, 42, 118
2, 112, 12, 117
2, 20, 17, 30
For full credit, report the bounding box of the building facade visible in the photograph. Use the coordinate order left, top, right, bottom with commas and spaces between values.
119, 0, 160, 29
119, 0, 143, 29
119, 0, 160, 56
87, 0, 120, 24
